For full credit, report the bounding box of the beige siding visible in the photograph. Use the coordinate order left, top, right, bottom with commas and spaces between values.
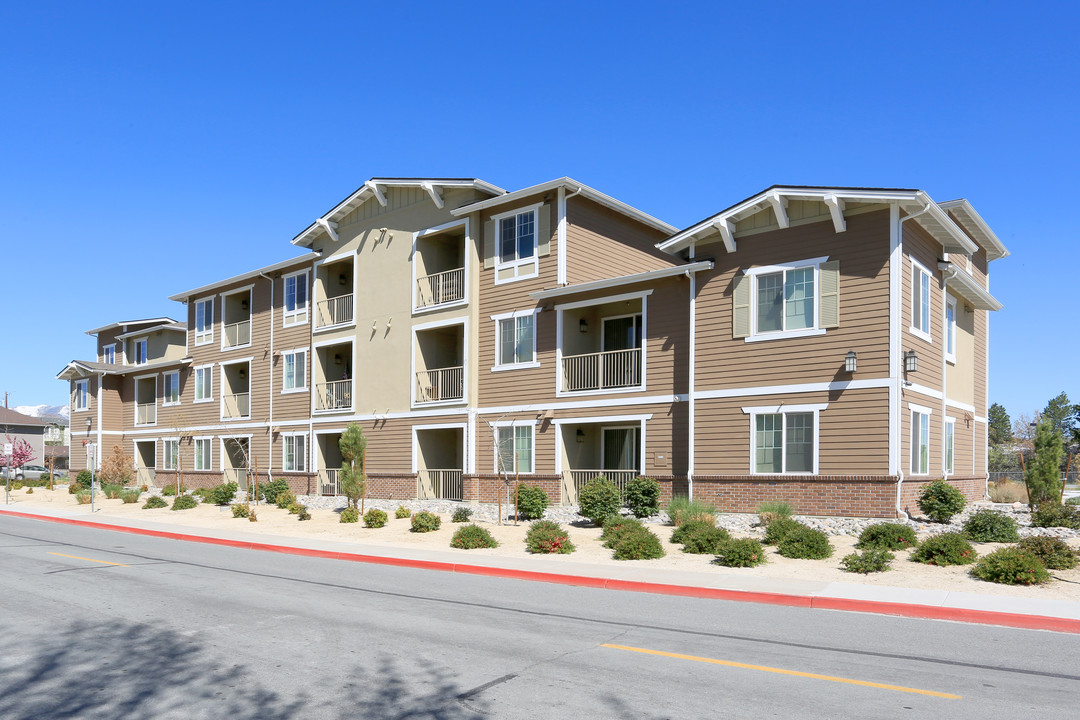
901, 221, 944, 390
901, 388, 944, 478
564, 197, 672, 284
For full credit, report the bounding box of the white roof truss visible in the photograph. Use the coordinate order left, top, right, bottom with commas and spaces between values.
317, 218, 339, 243
421, 182, 444, 209
767, 192, 789, 229
823, 194, 846, 233
365, 180, 388, 207
938, 199, 1009, 261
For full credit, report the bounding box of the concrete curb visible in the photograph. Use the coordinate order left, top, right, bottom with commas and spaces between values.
6, 509, 1079, 634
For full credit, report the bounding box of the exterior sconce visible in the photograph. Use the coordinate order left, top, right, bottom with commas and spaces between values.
85, 418, 92, 432
579, 318, 588, 334
845, 351, 857, 373
339, 273, 347, 286
904, 350, 918, 373
334, 353, 343, 366
241, 298, 249, 311
238, 367, 247, 380
576, 428, 586, 443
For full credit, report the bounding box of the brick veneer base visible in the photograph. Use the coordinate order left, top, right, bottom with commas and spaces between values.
898, 476, 986, 519
463, 474, 562, 505
366, 473, 420, 501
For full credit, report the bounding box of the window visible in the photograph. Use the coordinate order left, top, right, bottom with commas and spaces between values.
495, 423, 533, 474
910, 405, 931, 474
102, 344, 115, 364
133, 338, 148, 365
282, 349, 307, 391
911, 259, 932, 341
735, 257, 836, 342
494, 205, 540, 283
163, 371, 180, 406
195, 298, 214, 345
282, 434, 307, 472
194, 438, 212, 471
74, 380, 89, 411
163, 439, 179, 470
945, 295, 957, 363
945, 417, 955, 475
494, 311, 537, 369
284, 272, 308, 326
194, 365, 213, 402
753, 412, 814, 473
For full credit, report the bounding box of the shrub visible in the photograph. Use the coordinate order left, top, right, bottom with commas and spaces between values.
1030, 503, 1080, 530
339, 506, 360, 524
192, 488, 213, 500
287, 501, 304, 515
1066, 496, 1080, 506
856, 523, 918, 551
451, 506, 473, 523
162, 484, 184, 496
671, 518, 717, 545
76, 470, 93, 486
971, 547, 1050, 585
141, 484, 148, 492
276, 491, 297, 510
600, 516, 644, 549
142, 495, 168, 509
525, 520, 575, 554
120, 490, 141, 504
911, 532, 976, 566
666, 496, 717, 527
578, 476, 622, 526
297, 507, 311, 521
411, 511, 441, 533
395, 506, 412, 519
763, 517, 803, 545
840, 548, 895, 574
963, 509, 1020, 543
624, 476, 661, 518
248, 510, 258, 522
777, 526, 833, 559
363, 508, 388, 528
231, 503, 250, 518
516, 483, 549, 520
1024, 419, 1064, 506
450, 524, 499, 549
612, 526, 666, 560
25, 487, 33, 494
207, 482, 239, 506
67, 481, 83, 494
102, 484, 124, 499
757, 500, 793, 526
918, 480, 967, 523
256, 478, 290, 505
679, 524, 731, 555
171, 494, 197, 511
988, 479, 1028, 504
713, 538, 768, 567
1018, 536, 1078, 570
75, 491, 91, 505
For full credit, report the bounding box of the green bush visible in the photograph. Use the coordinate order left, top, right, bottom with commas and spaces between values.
679, 524, 731, 555
395, 506, 412, 519
207, 482, 238, 506
255, 478, 290, 505
777, 525, 833, 559
713, 538, 768, 567
578, 476, 622, 526
142, 495, 168, 509
120, 490, 141, 504
162, 484, 184, 496
624, 476, 661, 518
287, 501, 304, 515
671, 518, 717, 545
340, 506, 360, 524
1065, 496, 1080, 506
363, 508, 388, 528
910, 532, 976, 566
666, 497, 716, 527
918, 480, 967, 523
75, 491, 91, 505
231, 503, 250, 518
516, 483, 549, 520
451, 506, 472, 523
171, 494, 197, 511
102, 484, 124, 499
1018, 536, 1078, 570
612, 526, 666, 560
524, 520, 575, 554
1030, 503, 1080, 530
276, 491, 297, 510
25, 487, 33, 494
450, 524, 499, 549
971, 547, 1050, 585
76, 470, 93, 486
1024, 419, 1064, 506
67, 481, 83, 494
757, 500, 794, 525
856, 523, 918, 551
963, 509, 1020, 543
840, 548, 895, 574
763, 517, 803, 545
297, 507, 311, 521
411, 511, 441, 533
600, 516, 643, 549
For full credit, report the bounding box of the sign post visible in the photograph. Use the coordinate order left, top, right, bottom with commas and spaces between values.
3, 443, 12, 505
87, 443, 97, 513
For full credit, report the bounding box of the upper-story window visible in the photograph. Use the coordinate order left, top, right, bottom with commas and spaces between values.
911, 258, 932, 342
734, 257, 838, 342
133, 338, 148, 365
494, 205, 540, 283
194, 365, 213, 402
163, 371, 180, 406
102, 344, 115, 364
945, 295, 957, 363
493, 310, 539, 370
195, 298, 214, 345
284, 271, 308, 326
282, 349, 307, 391
74, 379, 89, 411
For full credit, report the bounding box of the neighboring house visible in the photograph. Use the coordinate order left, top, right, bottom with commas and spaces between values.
57, 179, 1007, 518
0, 407, 47, 469
43, 422, 69, 470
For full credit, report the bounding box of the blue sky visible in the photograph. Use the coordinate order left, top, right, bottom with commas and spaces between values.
1, 1, 1075, 421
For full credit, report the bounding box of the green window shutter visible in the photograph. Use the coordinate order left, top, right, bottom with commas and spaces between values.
537, 204, 551, 257
732, 273, 751, 338
819, 260, 840, 329
483, 219, 496, 269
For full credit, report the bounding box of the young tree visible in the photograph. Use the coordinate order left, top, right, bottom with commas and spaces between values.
988, 403, 1012, 445
338, 423, 367, 511
100, 444, 134, 485
1024, 419, 1064, 507
1042, 392, 1077, 440
4, 436, 36, 469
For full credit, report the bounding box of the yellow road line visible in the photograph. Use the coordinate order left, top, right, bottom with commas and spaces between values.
600, 644, 961, 700
47, 552, 129, 567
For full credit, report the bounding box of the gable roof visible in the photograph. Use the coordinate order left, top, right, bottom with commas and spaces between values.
168, 254, 316, 302
115, 322, 186, 340
85, 318, 179, 336
0, 407, 47, 427
938, 199, 1009, 260
55, 357, 192, 381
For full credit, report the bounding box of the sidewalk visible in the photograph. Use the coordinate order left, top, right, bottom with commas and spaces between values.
3, 502, 1078, 634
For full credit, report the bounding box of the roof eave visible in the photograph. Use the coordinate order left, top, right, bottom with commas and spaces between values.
529, 261, 714, 301
939, 263, 1003, 311
938, 199, 1010, 261
167, 254, 317, 302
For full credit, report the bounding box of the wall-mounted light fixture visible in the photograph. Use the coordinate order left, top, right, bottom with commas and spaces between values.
576, 428, 586, 443
579, 318, 588, 334
904, 350, 918, 373
241, 298, 249, 312
238, 367, 247, 380
339, 273, 347, 286
845, 350, 857, 374
334, 353, 343, 366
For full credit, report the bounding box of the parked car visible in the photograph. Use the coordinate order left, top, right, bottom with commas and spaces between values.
13, 464, 52, 481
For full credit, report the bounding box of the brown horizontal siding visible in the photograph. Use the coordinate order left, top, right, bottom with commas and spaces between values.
951, 413, 975, 477
901, 387, 944, 478
900, 222, 943, 389
974, 308, 988, 413
564, 196, 671, 284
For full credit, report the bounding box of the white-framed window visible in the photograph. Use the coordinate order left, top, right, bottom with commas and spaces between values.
944, 295, 957, 363
745, 404, 824, 474
194, 365, 213, 402
194, 437, 212, 471
741, 257, 831, 342
495, 422, 534, 474
283, 271, 309, 326
133, 337, 148, 365
163, 371, 180, 406
945, 417, 955, 475
910, 404, 932, 475
282, 433, 307, 472
163, 439, 179, 470
494, 204, 540, 283
74, 379, 89, 411
911, 258, 932, 341
493, 310, 539, 370
194, 298, 214, 345
102, 344, 115, 364
282, 349, 307, 391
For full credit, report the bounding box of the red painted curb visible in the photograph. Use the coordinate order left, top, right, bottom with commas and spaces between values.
5, 508, 1079, 634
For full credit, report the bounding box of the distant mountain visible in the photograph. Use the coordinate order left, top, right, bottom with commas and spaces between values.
13, 405, 69, 424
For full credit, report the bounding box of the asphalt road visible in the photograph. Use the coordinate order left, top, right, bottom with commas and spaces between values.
1, 514, 1076, 719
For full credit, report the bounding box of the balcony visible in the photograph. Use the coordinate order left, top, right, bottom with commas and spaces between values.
318, 468, 340, 496
222, 290, 252, 349
316, 380, 352, 411
568, 469, 638, 497
414, 223, 466, 312
562, 348, 641, 393
416, 268, 465, 309
222, 393, 250, 420
419, 469, 463, 501
415, 367, 463, 404
316, 294, 354, 329
414, 323, 465, 406
223, 320, 251, 349
315, 259, 354, 330
136, 402, 156, 426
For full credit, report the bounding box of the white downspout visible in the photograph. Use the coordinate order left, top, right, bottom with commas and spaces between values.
258, 270, 275, 487
557, 185, 583, 287
687, 241, 697, 502
95, 372, 103, 469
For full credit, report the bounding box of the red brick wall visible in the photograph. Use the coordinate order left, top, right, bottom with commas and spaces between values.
898, 476, 986, 518
366, 473, 418, 500
464, 474, 562, 505
690, 475, 900, 518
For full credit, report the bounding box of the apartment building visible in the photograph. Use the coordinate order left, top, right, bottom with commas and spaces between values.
58, 178, 1007, 518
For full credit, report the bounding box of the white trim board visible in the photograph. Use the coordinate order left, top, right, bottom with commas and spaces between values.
696, 378, 889, 400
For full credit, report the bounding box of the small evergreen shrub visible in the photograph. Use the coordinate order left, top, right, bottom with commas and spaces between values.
713, 538, 767, 567
67, 481, 83, 494
363, 508, 388, 528
777, 525, 833, 559
248, 510, 258, 522
666, 497, 716, 527
276, 491, 297, 510
1017, 536, 1078, 570
287, 501, 304, 515
12, 481, 23, 490
671, 518, 717, 545
1030, 503, 1080, 530
162, 484, 183, 496
25, 487, 33, 494
143, 495, 168, 509
450, 524, 499, 549
612, 526, 665, 560
910, 532, 976, 566
102, 483, 124, 499
624, 476, 661, 518
207, 482, 238, 505
120, 490, 141, 504
76, 470, 93, 486
451, 506, 472, 523
516, 483, 549, 520
963, 509, 1020, 543
1066, 496, 1080, 506
600, 516, 643, 549
394, 505, 412, 519
524, 520, 575, 554
340, 506, 360, 523
171, 494, 197, 511
297, 507, 311, 521
578, 476, 622, 526
231, 503, 250, 518
411, 511, 441, 533
763, 517, 803, 545
918, 480, 967, 523
679, 524, 731, 555
256, 478, 290, 505
75, 491, 91, 505
971, 547, 1050, 585
757, 500, 794, 526
840, 548, 895, 574
856, 523, 918, 551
